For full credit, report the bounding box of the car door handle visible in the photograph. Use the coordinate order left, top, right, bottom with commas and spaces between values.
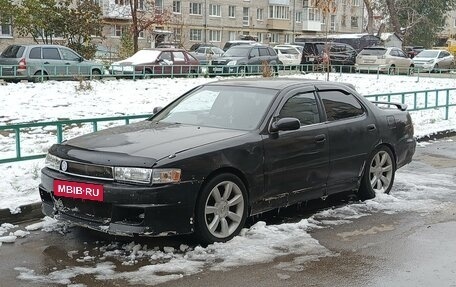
43, 62, 50, 64
315, 134, 326, 143
65, 63, 71, 65
367, 124, 377, 131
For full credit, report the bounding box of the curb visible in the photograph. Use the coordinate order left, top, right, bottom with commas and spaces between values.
1, 130, 455, 224
0, 202, 43, 224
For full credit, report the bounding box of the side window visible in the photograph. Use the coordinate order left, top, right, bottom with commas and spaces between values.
42, 48, 61, 60
268, 47, 276, 56
172, 51, 186, 62
319, 90, 364, 121
60, 48, 80, 61
389, 49, 397, 56
250, 48, 260, 57
259, 48, 269, 56
397, 50, 407, 58
279, 92, 320, 126
158, 52, 173, 64
29, 47, 41, 59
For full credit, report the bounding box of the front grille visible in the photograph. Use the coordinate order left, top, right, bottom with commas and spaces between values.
63, 160, 114, 180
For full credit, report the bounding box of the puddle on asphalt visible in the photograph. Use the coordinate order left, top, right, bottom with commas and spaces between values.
336, 224, 396, 241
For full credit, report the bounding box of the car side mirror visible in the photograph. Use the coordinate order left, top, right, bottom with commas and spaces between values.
153, 106, 163, 114
270, 117, 301, 133
79, 57, 84, 62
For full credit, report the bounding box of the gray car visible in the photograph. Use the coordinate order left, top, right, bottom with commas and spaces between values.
209, 45, 279, 76
0, 44, 104, 82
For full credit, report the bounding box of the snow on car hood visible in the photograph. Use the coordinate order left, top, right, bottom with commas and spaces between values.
113, 50, 161, 65
64, 121, 248, 162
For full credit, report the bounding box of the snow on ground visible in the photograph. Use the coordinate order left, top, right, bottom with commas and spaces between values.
0, 73, 455, 212
10, 163, 456, 286
0, 71, 454, 284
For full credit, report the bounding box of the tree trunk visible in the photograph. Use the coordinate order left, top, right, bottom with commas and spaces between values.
385, 0, 402, 36
363, 0, 374, 34
130, 0, 139, 52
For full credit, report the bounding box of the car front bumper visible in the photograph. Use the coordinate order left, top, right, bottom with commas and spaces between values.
39, 168, 201, 237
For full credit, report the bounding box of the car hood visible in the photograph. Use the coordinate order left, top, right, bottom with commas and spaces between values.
64, 121, 248, 164
413, 57, 436, 62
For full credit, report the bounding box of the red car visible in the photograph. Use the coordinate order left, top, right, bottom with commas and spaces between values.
109, 48, 200, 78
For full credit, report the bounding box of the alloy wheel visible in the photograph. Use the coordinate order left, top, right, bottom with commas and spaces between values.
368, 150, 394, 193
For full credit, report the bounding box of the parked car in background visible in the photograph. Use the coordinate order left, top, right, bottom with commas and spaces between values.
39, 78, 416, 243
109, 48, 200, 78
209, 45, 279, 76
273, 45, 302, 67
189, 42, 217, 52
0, 44, 104, 82
403, 46, 424, 58
355, 46, 414, 74
190, 46, 225, 65
412, 49, 455, 72
222, 40, 257, 51
296, 42, 357, 71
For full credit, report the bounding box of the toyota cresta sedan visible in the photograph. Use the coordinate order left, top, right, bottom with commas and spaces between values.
39, 79, 416, 243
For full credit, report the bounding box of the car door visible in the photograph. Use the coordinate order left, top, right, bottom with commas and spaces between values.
59, 47, 88, 77
41, 47, 66, 79
171, 51, 188, 75
154, 51, 173, 75
439, 51, 452, 68
395, 48, 411, 71
248, 47, 261, 73
260, 87, 329, 212
315, 85, 379, 195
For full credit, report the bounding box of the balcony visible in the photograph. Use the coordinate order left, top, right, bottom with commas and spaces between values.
302, 20, 322, 32
267, 19, 290, 30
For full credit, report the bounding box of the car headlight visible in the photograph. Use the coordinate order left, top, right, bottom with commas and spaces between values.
114, 167, 153, 184
152, 168, 182, 184
227, 61, 237, 66
45, 153, 61, 171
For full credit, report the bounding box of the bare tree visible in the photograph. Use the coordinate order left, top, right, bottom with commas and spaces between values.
363, 0, 374, 34
129, 0, 172, 52
315, 0, 337, 80
385, 0, 402, 36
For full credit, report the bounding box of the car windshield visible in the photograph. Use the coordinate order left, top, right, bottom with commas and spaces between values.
1, 45, 25, 58
415, 50, 439, 58
151, 85, 277, 130
223, 46, 251, 57
359, 48, 387, 56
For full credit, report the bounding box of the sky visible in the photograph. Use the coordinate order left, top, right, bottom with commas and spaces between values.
0, 73, 455, 286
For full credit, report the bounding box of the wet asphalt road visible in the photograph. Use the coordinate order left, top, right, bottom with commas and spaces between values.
0, 136, 455, 287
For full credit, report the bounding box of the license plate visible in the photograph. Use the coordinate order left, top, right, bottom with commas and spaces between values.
213, 67, 223, 72
1, 65, 13, 69
364, 60, 375, 63
53, 179, 104, 202
308, 57, 314, 62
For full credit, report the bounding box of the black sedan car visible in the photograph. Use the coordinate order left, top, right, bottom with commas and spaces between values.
39, 79, 416, 243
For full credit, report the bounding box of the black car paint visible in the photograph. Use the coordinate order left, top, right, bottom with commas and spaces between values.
39, 78, 416, 237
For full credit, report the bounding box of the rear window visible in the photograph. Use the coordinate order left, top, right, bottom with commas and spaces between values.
359, 48, 386, 56
276, 48, 299, 55
1, 45, 25, 58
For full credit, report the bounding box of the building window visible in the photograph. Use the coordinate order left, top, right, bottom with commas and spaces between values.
115, 0, 127, 5
209, 30, 221, 42
257, 8, 264, 20
256, 32, 264, 42
173, 1, 181, 13
330, 15, 336, 31
341, 15, 346, 27
284, 34, 291, 43
351, 16, 358, 28
269, 6, 290, 20
228, 6, 236, 18
92, 0, 102, 5
0, 17, 13, 37
113, 25, 128, 37
155, 0, 163, 12
190, 29, 202, 41
229, 31, 237, 40
243, 7, 250, 26
271, 33, 279, 43
351, 0, 360, 6
189, 2, 202, 15
296, 11, 302, 22
173, 28, 182, 39
209, 4, 221, 17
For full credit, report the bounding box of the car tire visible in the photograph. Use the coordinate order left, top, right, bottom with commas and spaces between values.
358, 146, 396, 200
238, 66, 246, 77
91, 69, 102, 80
432, 64, 439, 73
143, 69, 153, 79
388, 65, 396, 75
33, 71, 49, 82
195, 173, 248, 244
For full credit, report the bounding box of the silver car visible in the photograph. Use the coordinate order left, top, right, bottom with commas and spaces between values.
355, 47, 414, 74
412, 49, 455, 72
0, 44, 104, 82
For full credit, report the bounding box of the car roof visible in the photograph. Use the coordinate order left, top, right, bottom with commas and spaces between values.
204, 78, 354, 91
143, 48, 188, 52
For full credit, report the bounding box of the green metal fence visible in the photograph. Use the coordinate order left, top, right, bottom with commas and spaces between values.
0, 88, 455, 164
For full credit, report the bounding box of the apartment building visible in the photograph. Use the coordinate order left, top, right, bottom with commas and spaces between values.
0, 0, 365, 53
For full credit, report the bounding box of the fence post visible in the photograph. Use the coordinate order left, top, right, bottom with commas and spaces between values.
56, 123, 63, 143
446, 89, 450, 120
93, 121, 98, 132
15, 128, 21, 160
